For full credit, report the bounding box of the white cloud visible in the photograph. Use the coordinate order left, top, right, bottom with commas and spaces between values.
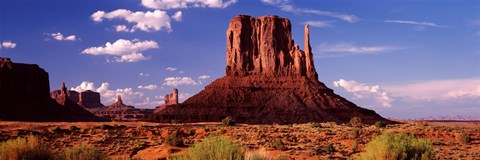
166, 67, 177, 71
49, 32, 78, 41
178, 93, 192, 102
333, 79, 392, 108
0, 41, 16, 49
91, 9, 173, 32
261, 0, 358, 23
139, 72, 151, 76
315, 43, 397, 58
141, 0, 238, 9
383, 78, 480, 100
134, 97, 164, 107
384, 20, 445, 28
198, 75, 210, 79
138, 84, 159, 90
172, 11, 182, 22
113, 53, 151, 62
163, 77, 199, 87
82, 39, 158, 63
71, 81, 144, 105
303, 21, 334, 28
114, 25, 135, 32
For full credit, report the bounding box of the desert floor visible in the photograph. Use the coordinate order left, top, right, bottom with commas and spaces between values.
0, 121, 478, 160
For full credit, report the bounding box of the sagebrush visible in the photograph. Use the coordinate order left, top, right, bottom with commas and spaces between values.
357, 132, 434, 160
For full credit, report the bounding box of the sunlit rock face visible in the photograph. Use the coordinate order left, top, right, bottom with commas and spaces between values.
150, 15, 389, 124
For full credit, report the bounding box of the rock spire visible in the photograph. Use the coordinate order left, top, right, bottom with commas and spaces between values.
225, 15, 318, 79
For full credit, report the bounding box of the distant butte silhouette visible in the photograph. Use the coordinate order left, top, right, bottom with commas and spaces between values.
149, 15, 390, 124
0, 57, 106, 122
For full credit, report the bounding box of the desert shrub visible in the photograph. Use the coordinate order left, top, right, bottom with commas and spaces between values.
273, 138, 286, 151
222, 116, 236, 126
349, 117, 362, 127
165, 131, 183, 147
374, 121, 387, 128
171, 119, 182, 124
57, 145, 107, 160
100, 124, 113, 130
0, 135, 53, 160
324, 144, 335, 153
69, 125, 80, 131
245, 148, 273, 160
309, 122, 322, 128
351, 141, 359, 153
457, 133, 470, 144
177, 135, 244, 160
357, 132, 434, 160
351, 128, 360, 138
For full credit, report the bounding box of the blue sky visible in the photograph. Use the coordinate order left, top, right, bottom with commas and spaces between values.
1, 0, 479, 119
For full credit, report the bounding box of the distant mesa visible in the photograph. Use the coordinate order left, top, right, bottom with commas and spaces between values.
88, 95, 153, 121
149, 15, 390, 124
0, 57, 106, 122
106, 95, 134, 109
51, 87, 104, 108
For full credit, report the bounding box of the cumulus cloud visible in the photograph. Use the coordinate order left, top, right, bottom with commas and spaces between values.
198, 75, 210, 79
114, 25, 135, 32
82, 39, 158, 63
303, 21, 334, 28
163, 77, 199, 87
315, 43, 397, 58
172, 11, 182, 22
91, 9, 173, 32
261, 0, 358, 23
71, 81, 144, 105
0, 41, 16, 49
141, 0, 238, 9
134, 96, 164, 107
384, 20, 446, 28
166, 67, 177, 71
48, 32, 78, 41
138, 84, 159, 90
178, 93, 192, 102
333, 79, 392, 108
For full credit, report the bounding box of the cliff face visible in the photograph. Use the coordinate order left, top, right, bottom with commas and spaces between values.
51, 89, 104, 108
78, 90, 104, 108
226, 15, 317, 79
149, 15, 390, 124
0, 58, 106, 122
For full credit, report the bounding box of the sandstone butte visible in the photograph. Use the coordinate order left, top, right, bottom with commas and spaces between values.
88, 95, 154, 121
0, 57, 106, 122
51, 89, 104, 108
150, 15, 391, 124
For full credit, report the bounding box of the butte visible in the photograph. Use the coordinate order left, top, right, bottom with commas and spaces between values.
151, 15, 390, 124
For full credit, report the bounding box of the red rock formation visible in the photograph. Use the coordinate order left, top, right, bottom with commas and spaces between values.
164, 88, 179, 105
106, 95, 134, 109
51, 90, 79, 103
150, 15, 390, 124
88, 95, 153, 121
78, 90, 104, 108
51, 89, 104, 108
154, 88, 179, 113
225, 15, 317, 79
0, 57, 106, 122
